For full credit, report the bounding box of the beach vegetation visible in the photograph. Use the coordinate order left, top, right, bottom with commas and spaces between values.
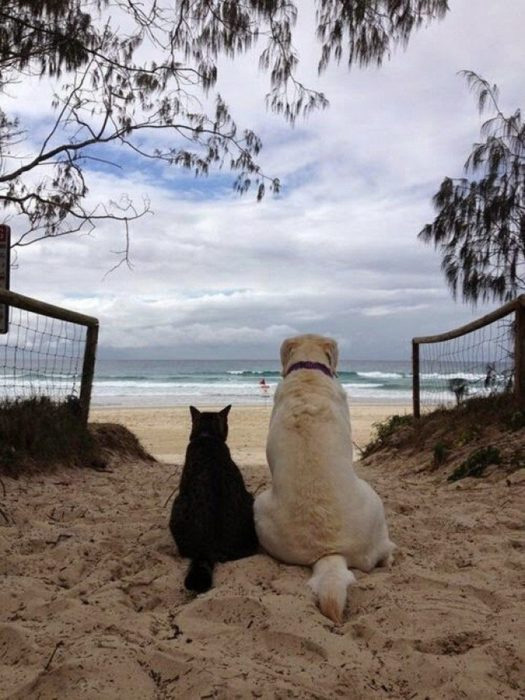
0, 395, 153, 476
361, 393, 524, 483
420, 72, 525, 305
0, 396, 101, 475
1, 0, 448, 259
508, 410, 525, 431
432, 441, 449, 467
456, 424, 482, 447
448, 377, 468, 405
362, 413, 414, 457
447, 445, 501, 482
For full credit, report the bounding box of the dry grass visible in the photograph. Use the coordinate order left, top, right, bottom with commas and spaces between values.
362, 393, 525, 482
89, 422, 155, 464
0, 397, 154, 477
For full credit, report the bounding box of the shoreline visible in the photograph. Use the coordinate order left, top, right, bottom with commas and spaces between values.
90, 396, 415, 409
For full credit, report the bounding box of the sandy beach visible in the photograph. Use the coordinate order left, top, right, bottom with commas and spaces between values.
89, 403, 412, 463
1, 402, 523, 699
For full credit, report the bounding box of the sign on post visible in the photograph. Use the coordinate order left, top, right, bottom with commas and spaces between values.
0, 224, 11, 334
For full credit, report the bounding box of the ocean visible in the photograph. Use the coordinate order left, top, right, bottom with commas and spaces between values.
92, 358, 411, 406
0, 356, 506, 407
90, 358, 501, 407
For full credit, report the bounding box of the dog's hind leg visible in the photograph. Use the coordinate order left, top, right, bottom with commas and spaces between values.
308, 555, 356, 625
376, 541, 396, 568
253, 490, 286, 560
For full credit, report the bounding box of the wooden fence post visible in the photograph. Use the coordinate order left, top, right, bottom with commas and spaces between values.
412, 340, 420, 419
79, 322, 99, 424
0, 224, 10, 334
515, 298, 525, 409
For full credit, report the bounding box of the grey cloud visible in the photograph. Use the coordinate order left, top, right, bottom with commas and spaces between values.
9, 0, 522, 359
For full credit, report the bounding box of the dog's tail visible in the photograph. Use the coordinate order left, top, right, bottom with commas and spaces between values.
308, 554, 356, 624
184, 559, 215, 593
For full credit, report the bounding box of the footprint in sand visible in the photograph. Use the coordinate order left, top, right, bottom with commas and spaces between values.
0, 623, 38, 665
414, 630, 488, 655
125, 584, 164, 612
405, 574, 506, 614
262, 630, 328, 662
10, 649, 158, 700
178, 595, 269, 632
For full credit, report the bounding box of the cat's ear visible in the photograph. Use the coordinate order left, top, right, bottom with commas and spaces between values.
218, 405, 231, 439
190, 406, 200, 421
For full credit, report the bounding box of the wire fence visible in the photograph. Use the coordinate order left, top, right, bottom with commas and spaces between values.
1, 307, 87, 401
412, 296, 525, 417
0, 289, 99, 422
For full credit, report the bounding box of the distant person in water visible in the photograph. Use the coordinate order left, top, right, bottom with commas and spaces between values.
259, 377, 269, 393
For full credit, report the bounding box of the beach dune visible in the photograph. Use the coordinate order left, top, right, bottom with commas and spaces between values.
0, 403, 523, 699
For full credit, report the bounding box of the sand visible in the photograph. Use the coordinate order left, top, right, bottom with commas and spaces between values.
88, 403, 411, 463
1, 403, 523, 699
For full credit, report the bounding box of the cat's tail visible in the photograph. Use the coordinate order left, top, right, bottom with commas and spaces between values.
307, 554, 356, 625
184, 559, 215, 593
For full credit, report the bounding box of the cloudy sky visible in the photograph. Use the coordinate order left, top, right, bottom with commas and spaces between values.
5, 0, 525, 360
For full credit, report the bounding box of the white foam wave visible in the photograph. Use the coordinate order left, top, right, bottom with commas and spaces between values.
421, 372, 486, 381
357, 371, 405, 379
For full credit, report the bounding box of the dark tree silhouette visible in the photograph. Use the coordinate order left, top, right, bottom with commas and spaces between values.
1, 0, 449, 259
448, 377, 468, 405
419, 72, 525, 304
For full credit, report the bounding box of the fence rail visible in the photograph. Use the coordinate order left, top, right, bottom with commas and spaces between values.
0, 289, 99, 423
412, 295, 525, 417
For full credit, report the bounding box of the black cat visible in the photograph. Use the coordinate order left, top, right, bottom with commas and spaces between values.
169, 405, 258, 593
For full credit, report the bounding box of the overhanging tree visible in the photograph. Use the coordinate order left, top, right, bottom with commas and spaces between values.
419, 71, 525, 304
1, 0, 449, 261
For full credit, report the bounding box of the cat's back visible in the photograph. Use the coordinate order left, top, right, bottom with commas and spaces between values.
170, 438, 225, 549
180, 437, 252, 511
179, 437, 229, 488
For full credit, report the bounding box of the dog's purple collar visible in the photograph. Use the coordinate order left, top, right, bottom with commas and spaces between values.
285, 361, 334, 378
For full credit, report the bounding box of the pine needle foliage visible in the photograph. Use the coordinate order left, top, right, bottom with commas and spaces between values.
420, 72, 525, 304
0, 1, 448, 254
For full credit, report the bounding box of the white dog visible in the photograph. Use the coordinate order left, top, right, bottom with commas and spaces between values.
254, 334, 395, 624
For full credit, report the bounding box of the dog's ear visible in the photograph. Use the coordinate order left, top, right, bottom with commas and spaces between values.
280, 337, 298, 371
322, 338, 339, 371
